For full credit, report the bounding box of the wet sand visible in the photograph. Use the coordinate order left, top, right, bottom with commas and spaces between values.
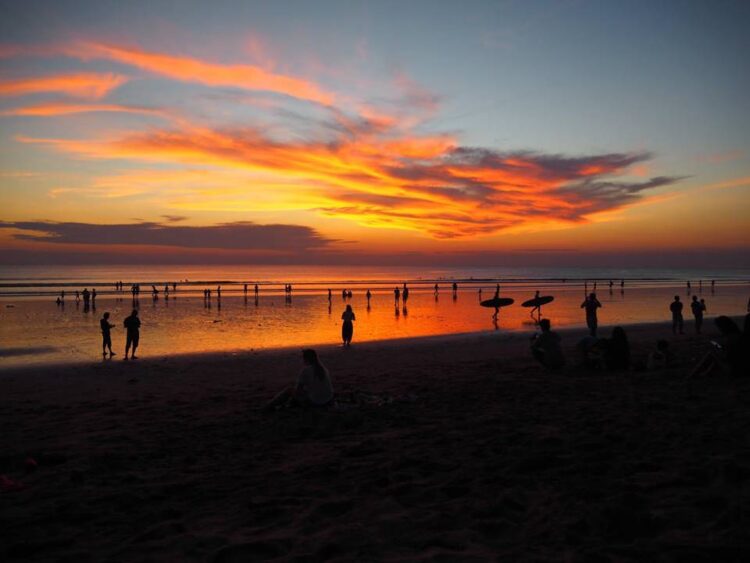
1, 321, 749, 561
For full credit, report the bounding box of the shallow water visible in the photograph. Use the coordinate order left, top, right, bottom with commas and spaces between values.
1, 267, 747, 368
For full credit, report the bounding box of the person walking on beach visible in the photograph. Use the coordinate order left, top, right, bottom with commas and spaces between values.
394, 286, 400, 304
123, 309, 141, 360
530, 319, 565, 370
452, 282, 458, 298
366, 289, 372, 305
434, 283, 439, 296
581, 292, 602, 337
690, 295, 705, 334
670, 295, 684, 335
341, 304, 356, 347
100, 312, 116, 357
403, 283, 409, 303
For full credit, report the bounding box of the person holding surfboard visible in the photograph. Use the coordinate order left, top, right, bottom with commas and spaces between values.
521, 290, 555, 322
480, 285, 514, 321
581, 292, 602, 337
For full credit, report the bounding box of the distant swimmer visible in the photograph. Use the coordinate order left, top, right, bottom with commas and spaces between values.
691, 295, 705, 334
581, 292, 602, 337
100, 312, 116, 357
670, 295, 684, 335
341, 304, 356, 347
530, 319, 565, 370
123, 309, 141, 360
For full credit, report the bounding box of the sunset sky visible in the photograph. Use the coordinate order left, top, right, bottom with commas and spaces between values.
1, 0, 748, 266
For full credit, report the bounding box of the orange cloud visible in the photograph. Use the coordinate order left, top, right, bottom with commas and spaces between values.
19, 124, 679, 238
0, 72, 127, 99
66, 41, 335, 106
1, 102, 165, 117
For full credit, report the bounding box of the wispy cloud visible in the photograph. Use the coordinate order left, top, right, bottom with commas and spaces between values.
64, 41, 336, 106
1, 102, 166, 118
0, 72, 128, 99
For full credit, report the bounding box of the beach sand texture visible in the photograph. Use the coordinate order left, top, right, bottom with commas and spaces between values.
1, 322, 748, 561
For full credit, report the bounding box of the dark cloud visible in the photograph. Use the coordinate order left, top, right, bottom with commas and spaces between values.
160, 215, 188, 223
0, 220, 335, 251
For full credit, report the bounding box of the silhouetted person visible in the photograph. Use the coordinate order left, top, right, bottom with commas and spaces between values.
402, 283, 409, 302
620, 279, 625, 293
75, 291, 80, 303
434, 283, 439, 296
82, 288, 90, 305
173, 282, 177, 292
123, 309, 140, 360
265, 349, 333, 410
530, 290, 542, 320
492, 285, 501, 320
342, 289, 347, 300
61, 290, 65, 302
100, 312, 116, 357
691, 295, 705, 334
531, 319, 565, 370
690, 316, 745, 377
670, 295, 684, 334
698, 279, 703, 293
244, 284, 248, 295
327, 288, 332, 301
341, 304, 356, 347
347, 290, 352, 298
452, 282, 458, 295
581, 292, 601, 337
394, 287, 400, 303
91, 288, 96, 303
608, 280, 613, 293
478, 288, 482, 300
217, 285, 221, 300
366, 289, 372, 304
254, 284, 259, 296
711, 279, 715, 292
601, 326, 630, 371
687, 280, 691, 294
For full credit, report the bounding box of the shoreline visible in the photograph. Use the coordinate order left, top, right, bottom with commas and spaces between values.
1, 315, 745, 375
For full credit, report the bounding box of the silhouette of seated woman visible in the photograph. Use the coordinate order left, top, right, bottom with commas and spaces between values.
265, 349, 333, 410
598, 326, 630, 371
530, 319, 565, 370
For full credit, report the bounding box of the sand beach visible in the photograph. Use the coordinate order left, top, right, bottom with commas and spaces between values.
1, 320, 748, 562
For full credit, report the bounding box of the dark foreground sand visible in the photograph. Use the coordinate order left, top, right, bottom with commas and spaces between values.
1, 322, 749, 562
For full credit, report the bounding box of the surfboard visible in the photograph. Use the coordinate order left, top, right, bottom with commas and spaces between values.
521, 295, 554, 307
480, 297, 515, 308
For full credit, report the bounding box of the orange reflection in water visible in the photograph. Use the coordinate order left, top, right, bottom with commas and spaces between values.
0, 283, 747, 368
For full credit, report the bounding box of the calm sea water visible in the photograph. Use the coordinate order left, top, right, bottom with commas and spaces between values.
1, 265, 748, 368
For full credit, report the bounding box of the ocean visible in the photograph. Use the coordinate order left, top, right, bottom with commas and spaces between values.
1, 265, 748, 368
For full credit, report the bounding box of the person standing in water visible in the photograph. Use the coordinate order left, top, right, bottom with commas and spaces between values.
394, 286, 400, 304
402, 283, 409, 303
123, 309, 141, 360
341, 304, 356, 347
670, 295, 684, 335
691, 295, 705, 334
581, 292, 602, 337
366, 289, 372, 304
100, 312, 116, 357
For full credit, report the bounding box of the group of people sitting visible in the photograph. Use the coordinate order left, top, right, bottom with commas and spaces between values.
529, 314, 749, 377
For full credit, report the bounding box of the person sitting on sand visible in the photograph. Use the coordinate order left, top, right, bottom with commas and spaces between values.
599, 326, 630, 371
647, 340, 672, 370
265, 349, 333, 410
341, 304, 356, 347
530, 319, 565, 370
689, 316, 743, 378
100, 312, 116, 358
123, 309, 141, 360
576, 335, 601, 368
